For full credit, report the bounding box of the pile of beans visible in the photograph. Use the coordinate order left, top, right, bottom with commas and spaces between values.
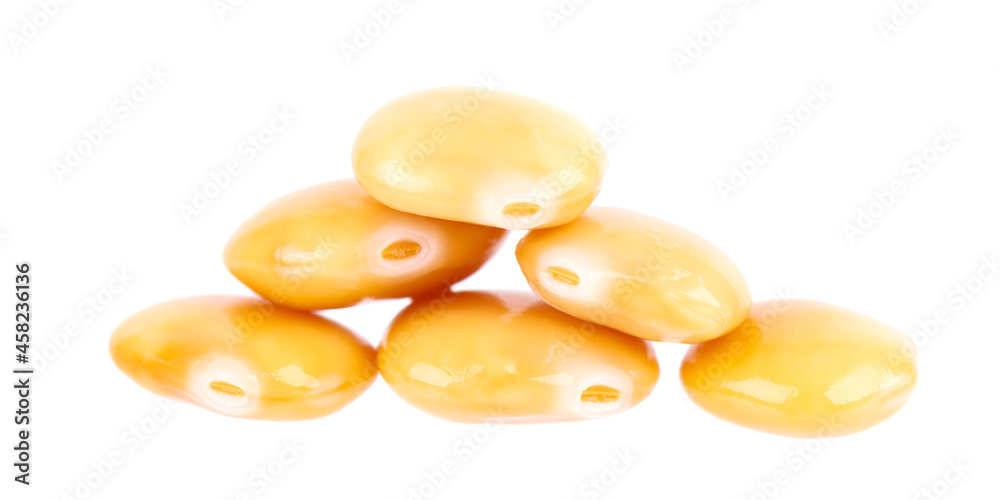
110, 88, 917, 437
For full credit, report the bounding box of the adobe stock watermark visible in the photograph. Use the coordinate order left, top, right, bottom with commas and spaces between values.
34, 268, 135, 373
377, 75, 501, 190
177, 106, 295, 223
230, 439, 306, 500
738, 417, 843, 500
340, 0, 417, 63
377, 286, 458, 370
51, 65, 168, 182
595, 117, 627, 146
494, 113, 626, 228
7, 0, 72, 54
905, 253, 998, 356
544, 0, 592, 31
685, 288, 797, 391
220, 298, 278, 351
210, 257, 381, 398
545, 240, 722, 361
910, 459, 971, 500
213, 0, 249, 21
671, 0, 755, 73
842, 126, 958, 243
60, 398, 179, 500
579, 449, 637, 499
218, 241, 338, 351
878, 0, 932, 41
403, 411, 504, 500
716, 85, 833, 202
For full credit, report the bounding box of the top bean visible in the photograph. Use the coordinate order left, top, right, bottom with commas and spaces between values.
352, 87, 608, 229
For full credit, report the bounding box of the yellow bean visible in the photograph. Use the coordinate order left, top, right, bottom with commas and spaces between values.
516, 206, 752, 343
378, 290, 659, 423
109, 296, 377, 420
224, 179, 507, 310
352, 87, 607, 230
680, 299, 918, 437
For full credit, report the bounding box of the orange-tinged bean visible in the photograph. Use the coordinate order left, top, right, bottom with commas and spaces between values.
516, 206, 752, 343
680, 299, 918, 437
378, 290, 659, 423
352, 87, 607, 230
109, 296, 377, 420
224, 179, 507, 310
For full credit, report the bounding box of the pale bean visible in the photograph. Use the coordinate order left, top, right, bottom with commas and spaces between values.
352, 88, 607, 229
516, 206, 752, 343
110, 296, 377, 420
224, 179, 507, 310
680, 299, 918, 437
378, 290, 659, 423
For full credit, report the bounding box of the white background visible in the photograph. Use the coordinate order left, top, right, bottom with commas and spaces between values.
2, 1, 999, 499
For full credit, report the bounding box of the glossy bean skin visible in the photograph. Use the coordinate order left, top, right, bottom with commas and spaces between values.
516, 207, 752, 343
352, 87, 608, 230
378, 290, 659, 423
224, 179, 507, 310
680, 299, 918, 437
110, 296, 377, 420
